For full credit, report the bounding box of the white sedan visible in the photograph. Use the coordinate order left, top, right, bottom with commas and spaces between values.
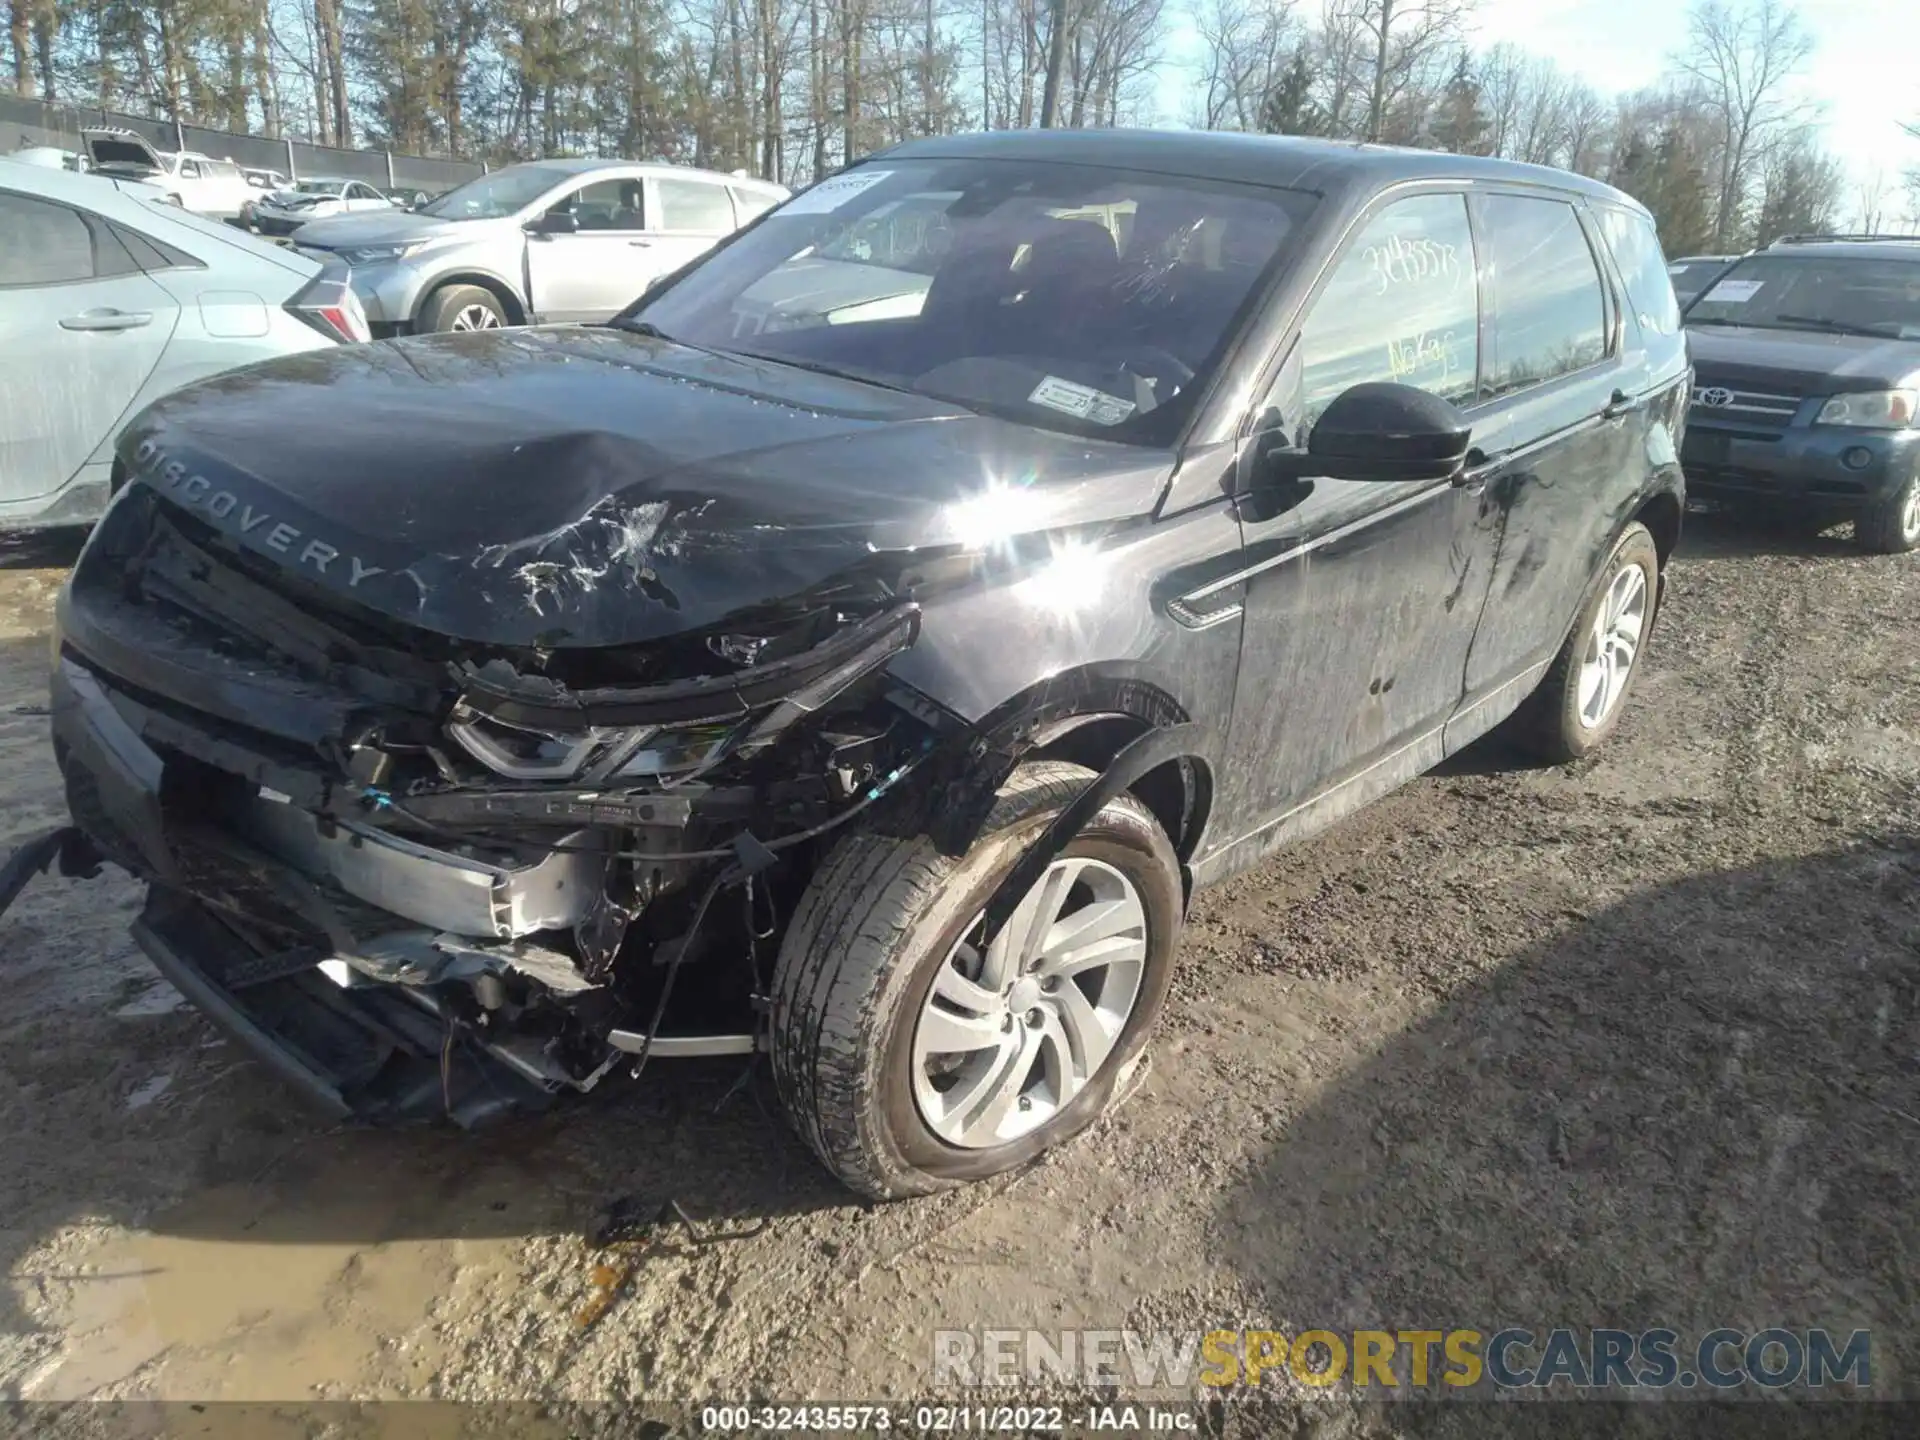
249, 178, 399, 236
0, 159, 369, 531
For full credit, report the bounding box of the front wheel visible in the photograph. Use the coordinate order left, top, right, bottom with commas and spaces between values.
420, 283, 508, 333
771, 761, 1182, 1200
1512, 522, 1660, 763
1856, 476, 1920, 555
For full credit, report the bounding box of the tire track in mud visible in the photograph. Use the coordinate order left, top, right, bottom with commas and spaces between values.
1713, 553, 1812, 826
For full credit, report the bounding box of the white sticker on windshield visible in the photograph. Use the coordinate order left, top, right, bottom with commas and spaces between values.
1668, 264, 1691, 274
1703, 279, 1764, 303
780, 170, 895, 215
1028, 376, 1136, 426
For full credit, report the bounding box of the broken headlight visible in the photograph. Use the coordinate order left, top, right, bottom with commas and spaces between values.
446, 708, 736, 784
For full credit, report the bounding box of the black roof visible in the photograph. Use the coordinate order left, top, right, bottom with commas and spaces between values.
875, 128, 1642, 211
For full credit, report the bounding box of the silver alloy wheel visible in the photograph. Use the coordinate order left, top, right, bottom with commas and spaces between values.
912, 856, 1148, 1149
1902, 483, 1920, 544
1576, 559, 1649, 730
450, 303, 502, 331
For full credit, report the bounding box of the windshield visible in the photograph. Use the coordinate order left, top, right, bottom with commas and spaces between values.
1685, 253, 1920, 337
420, 165, 569, 220
292, 180, 341, 195
632, 158, 1313, 445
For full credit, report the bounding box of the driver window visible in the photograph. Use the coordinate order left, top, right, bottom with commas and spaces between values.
1295, 193, 1480, 429
551, 178, 645, 232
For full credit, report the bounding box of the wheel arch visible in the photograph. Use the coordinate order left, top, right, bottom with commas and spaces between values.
1632, 488, 1683, 568
415, 271, 527, 328
1628, 486, 1683, 634
920, 668, 1215, 878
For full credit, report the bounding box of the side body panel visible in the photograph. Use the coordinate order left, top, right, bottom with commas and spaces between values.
0, 266, 178, 506
1456, 192, 1685, 720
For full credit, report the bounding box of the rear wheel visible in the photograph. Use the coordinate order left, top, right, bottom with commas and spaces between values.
420, 283, 508, 333
1856, 476, 1920, 555
771, 761, 1181, 1200
1512, 522, 1660, 763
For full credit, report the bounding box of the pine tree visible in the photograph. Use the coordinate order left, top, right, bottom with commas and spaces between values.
1259, 49, 1323, 136
1429, 52, 1488, 156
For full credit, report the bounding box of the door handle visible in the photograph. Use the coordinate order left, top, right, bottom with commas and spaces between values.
60, 309, 153, 332
1452, 445, 1502, 492
627, 239, 653, 247
1602, 388, 1646, 421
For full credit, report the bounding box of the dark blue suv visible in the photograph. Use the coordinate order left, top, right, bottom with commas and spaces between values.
1682, 235, 1920, 553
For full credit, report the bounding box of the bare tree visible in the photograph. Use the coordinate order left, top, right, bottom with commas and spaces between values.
1191, 0, 1295, 130
1856, 167, 1889, 233
1327, 0, 1472, 142
9, 0, 35, 93
1676, 0, 1815, 250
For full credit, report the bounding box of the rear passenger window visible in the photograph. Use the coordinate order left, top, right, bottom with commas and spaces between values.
656, 179, 734, 232
1597, 205, 1681, 339
1299, 192, 1479, 425
1482, 195, 1607, 395
730, 186, 779, 223
111, 223, 201, 272
0, 192, 98, 286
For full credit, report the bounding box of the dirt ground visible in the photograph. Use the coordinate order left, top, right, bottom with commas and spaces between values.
0, 514, 1914, 1419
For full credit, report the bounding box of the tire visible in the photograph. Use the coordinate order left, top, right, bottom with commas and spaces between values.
1512, 522, 1660, 763
771, 760, 1182, 1200
1856, 475, 1920, 555
420, 283, 509, 333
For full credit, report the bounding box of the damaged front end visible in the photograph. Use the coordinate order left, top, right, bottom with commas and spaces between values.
44, 484, 945, 1126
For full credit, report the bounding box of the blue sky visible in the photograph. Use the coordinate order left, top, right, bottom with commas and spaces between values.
1473, 0, 1920, 213
1165, 0, 1920, 222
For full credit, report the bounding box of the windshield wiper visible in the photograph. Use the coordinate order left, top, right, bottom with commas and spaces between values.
723, 348, 924, 397
1766, 314, 1891, 338
611, 318, 676, 340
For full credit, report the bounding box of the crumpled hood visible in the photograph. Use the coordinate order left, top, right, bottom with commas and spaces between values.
1687, 324, 1920, 392
291, 209, 477, 248
116, 327, 1173, 649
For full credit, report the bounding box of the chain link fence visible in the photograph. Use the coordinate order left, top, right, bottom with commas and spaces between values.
0, 93, 485, 192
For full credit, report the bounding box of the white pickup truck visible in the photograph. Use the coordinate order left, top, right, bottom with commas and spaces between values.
79, 127, 257, 221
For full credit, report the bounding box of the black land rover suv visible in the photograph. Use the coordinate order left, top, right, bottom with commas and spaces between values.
1682, 235, 1920, 552
15, 131, 1688, 1199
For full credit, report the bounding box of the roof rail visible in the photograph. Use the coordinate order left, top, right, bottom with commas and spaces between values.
1768, 232, 1920, 247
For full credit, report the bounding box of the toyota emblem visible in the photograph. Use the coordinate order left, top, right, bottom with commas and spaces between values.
1699, 387, 1734, 407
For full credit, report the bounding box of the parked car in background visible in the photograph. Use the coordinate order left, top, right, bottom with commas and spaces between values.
289, 158, 788, 333
0, 161, 367, 531
78, 127, 256, 220
234, 169, 294, 226
11, 144, 89, 172
249, 177, 399, 236
1681, 233, 1920, 552
18, 132, 1688, 1199
1668, 253, 1742, 308
381, 184, 436, 211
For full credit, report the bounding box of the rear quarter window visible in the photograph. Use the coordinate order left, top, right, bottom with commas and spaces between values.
657, 178, 736, 232
1599, 206, 1681, 338
731, 186, 781, 223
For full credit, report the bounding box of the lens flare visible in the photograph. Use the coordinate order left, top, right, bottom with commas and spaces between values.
1018, 539, 1110, 614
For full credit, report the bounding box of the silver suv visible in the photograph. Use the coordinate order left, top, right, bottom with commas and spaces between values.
290, 158, 789, 334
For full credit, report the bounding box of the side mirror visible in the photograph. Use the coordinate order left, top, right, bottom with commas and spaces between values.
1263, 382, 1472, 485
527, 210, 578, 236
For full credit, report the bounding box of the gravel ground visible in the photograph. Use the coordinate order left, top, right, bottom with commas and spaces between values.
0, 515, 1914, 1419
